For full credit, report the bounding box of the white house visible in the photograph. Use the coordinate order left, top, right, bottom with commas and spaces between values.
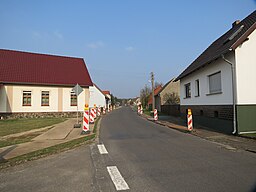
89, 84, 106, 108
0, 49, 93, 118
102, 91, 111, 109
176, 10, 256, 134
155, 78, 180, 112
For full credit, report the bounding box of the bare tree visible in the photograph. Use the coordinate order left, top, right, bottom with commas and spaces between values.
140, 84, 151, 108
163, 92, 180, 104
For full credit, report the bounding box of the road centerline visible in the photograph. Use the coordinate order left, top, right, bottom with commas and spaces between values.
107, 166, 130, 191
97, 144, 108, 154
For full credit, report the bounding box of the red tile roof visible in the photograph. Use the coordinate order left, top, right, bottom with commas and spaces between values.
0, 49, 93, 87
102, 91, 110, 95
148, 85, 163, 105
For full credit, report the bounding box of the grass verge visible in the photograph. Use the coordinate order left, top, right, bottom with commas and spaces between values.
0, 117, 101, 169
93, 118, 99, 134
0, 133, 41, 148
0, 118, 66, 137
0, 134, 96, 169
144, 109, 152, 117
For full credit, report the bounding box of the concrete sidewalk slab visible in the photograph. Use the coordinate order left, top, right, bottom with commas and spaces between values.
140, 112, 256, 153
2, 140, 64, 160
0, 117, 95, 161
33, 118, 77, 140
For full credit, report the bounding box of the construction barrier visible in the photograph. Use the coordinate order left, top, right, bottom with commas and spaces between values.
83, 104, 89, 132
97, 107, 101, 116
90, 108, 94, 124
154, 109, 158, 121
94, 104, 97, 118
103, 107, 106, 115
187, 109, 193, 131
93, 109, 97, 118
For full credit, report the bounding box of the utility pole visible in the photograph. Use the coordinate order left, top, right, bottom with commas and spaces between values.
150, 72, 155, 111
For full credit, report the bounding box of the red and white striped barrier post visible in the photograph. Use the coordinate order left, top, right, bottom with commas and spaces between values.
187, 109, 193, 131
137, 106, 140, 114
97, 107, 101, 116
90, 108, 94, 124
103, 107, 106, 115
154, 109, 158, 121
82, 104, 90, 133
140, 106, 143, 115
93, 104, 97, 118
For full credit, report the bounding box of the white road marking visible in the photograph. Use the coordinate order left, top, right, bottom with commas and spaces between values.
107, 166, 130, 191
97, 144, 108, 154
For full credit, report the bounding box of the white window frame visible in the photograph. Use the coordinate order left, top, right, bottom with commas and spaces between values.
208, 71, 222, 94
184, 83, 191, 98
195, 79, 200, 97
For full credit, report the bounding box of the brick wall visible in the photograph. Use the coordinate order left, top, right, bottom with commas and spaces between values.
0, 112, 82, 119
161, 105, 180, 116
180, 105, 233, 120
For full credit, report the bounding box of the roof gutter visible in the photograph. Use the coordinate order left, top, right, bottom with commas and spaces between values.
221, 53, 237, 135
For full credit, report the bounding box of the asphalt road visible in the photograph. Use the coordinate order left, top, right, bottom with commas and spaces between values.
95, 106, 256, 192
0, 145, 95, 192
1, 106, 256, 192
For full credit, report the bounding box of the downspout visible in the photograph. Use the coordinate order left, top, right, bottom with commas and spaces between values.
221, 54, 237, 134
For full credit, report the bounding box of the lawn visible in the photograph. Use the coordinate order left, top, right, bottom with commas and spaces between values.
0, 133, 41, 148
0, 118, 66, 137
143, 109, 153, 116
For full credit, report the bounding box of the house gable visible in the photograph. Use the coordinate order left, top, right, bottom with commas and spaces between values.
89, 84, 106, 108
176, 10, 256, 81
159, 78, 180, 105
0, 50, 92, 115
180, 54, 234, 106
235, 29, 256, 105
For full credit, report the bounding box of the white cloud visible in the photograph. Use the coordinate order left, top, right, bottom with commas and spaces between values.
125, 46, 135, 51
32, 31, 42, 39
53, 31, 63, 39
87, 41, 105, 49
32, 30, 63, 40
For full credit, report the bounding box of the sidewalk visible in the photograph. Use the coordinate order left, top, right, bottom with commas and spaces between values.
0, 118, 94, 161
141, 113, 256, 153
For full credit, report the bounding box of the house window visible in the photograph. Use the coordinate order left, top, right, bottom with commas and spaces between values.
209, 72, 222, 94
23, 91, 31, 106
195, 79, 200, 97
70, 92, 77, 106
41, 91, 49, 106
185, 83, 191, 98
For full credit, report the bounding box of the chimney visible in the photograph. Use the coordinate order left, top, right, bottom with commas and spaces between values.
232, 20, 240, 27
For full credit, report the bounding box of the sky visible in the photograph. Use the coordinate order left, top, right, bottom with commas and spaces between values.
0, 1, 255, 98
